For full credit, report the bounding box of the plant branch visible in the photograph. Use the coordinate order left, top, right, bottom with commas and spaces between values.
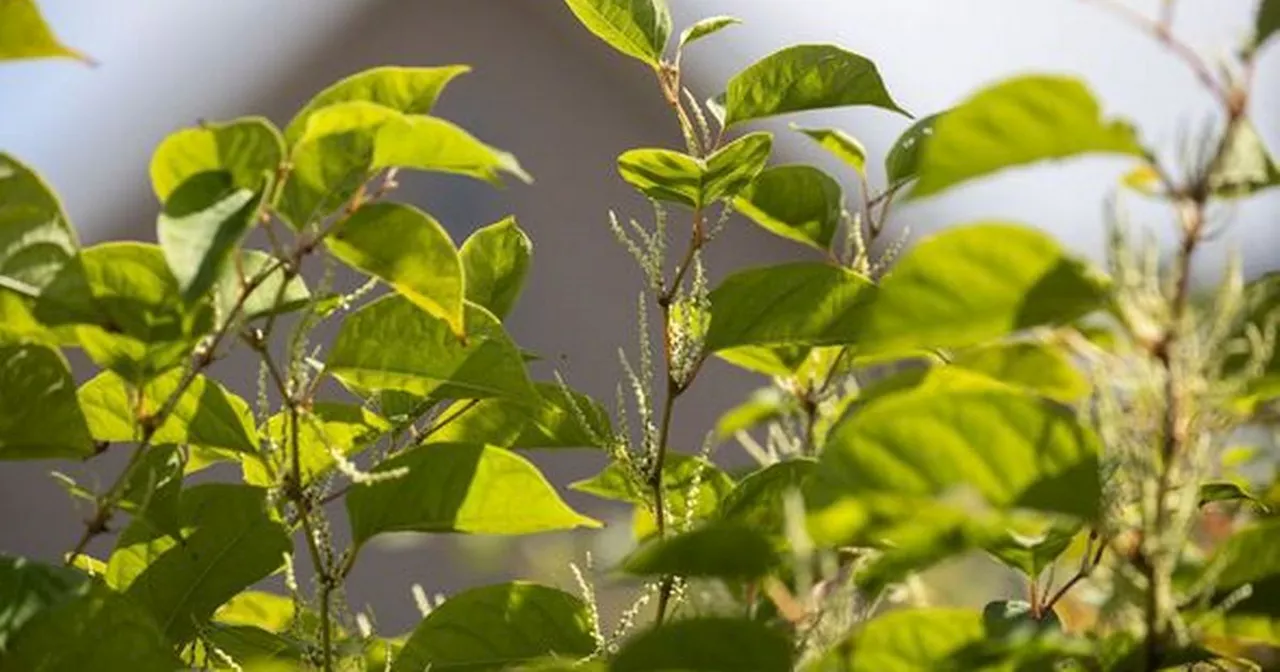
1043, 530, 1107, 613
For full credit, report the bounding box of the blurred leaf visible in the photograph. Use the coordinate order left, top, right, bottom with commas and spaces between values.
149, 117, 284, 202
0, 152, 83, 300
884, 112, 941, 186
718, 459, 815, 536
1199, 480, 1269, 512
706, 262, 875, 351
1256, 0, 1279, 50
391, 582, 596, 672
346, 443, 599, 545
950, 340, 1090, 402
678, 16, 741, 50
214, 249, 310, 326
571, 452, 733, 539
621, 522, 780, 580
733, 164, 843, 251
793, 124, 866, 176
617, 132, 771, 208
460, 216, 532, 320
982, 600, 1062, 638
715, 344, 811, 377
157, 171, 263, 303
1207, 518, 1280, 616
0, 343, 92, 460
0, 0, 91, 64
284, 65, 471, 145
983, 518, 1082, 580
723, 45, 908, 126
243, 403, 390, 487
909, 75, 1143, 199
715, 387, 798, 439
612, 618, 793, 672
429, 381, 613, 450
562, 0, 671, 66
1208, 119, 1280, 198
213, 591, 295, 633
812, 609, 983, 671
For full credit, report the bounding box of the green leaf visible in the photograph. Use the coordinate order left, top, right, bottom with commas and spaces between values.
0, 343, 92, 460
0, 555, 177, 670
105, 484, 290, 643
909, 75, 1143, 199
243, 403, 390, 487
1256, 0, 1280, 50
0, 152, 83, 301
717, 459, 815, 535
0, 0, 91, 64
429, 381, 613, 450
715, 344, 811, 377
214, 249, 310, 326
328, 296, 535, 401
814, 608, 983, 671
370, 112, 531, 184
621, 522, 780, 580
722, 44, 908, 127
213, 591, 295, 633
391, 582, 597, 672
853, 223, 1110, 355
705, 262, 875, 351
611, 618, 793, 672
1208, 518, 1280, 615
1209, 119, 1280, 198
157, 171, 263, 303
346, 442, 599, 545
732, 165, 843, 251
0, 290, 77, 348
327, 201, 464, 336
149, 117, 285, 203
983, 518, 1082, 580
715, 387, 798, 439
572, 453, 733, 539
809, 367, 1102, 521
851, 510, 996, 597
460, 216, 532, 320
983, 600, 1062, 638
792, 124, 867, 176
616, 132, 772, 208
78, 368, 259, 454
562, 0, 672, 66
678, 16, 741, 50
885, 112, 941, 186
284, 65, 471, 145
117, 445, 185, 542
1199, 480, 1268, 511
950, 340, 1090, 402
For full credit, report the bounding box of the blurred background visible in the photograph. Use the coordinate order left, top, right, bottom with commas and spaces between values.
1, 0, 1277, 634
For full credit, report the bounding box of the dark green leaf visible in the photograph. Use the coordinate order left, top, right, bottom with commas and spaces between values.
214, 249, 310, 326
117, 445, 185, 542
429, 381, 613, 450
562, 0, 672, 66
909, 75, 1143, 199
621, 522, 780, 579
391, 582, 597, 672
0, 343, 92, 460
0, 152, 83, 301
149, 117, 285, 203
706, 262, 875, 351
284, 65, 471, 145
983, 600, 1062, 639
611, 618, 792, 672
733, 164, 843, 251
460, 216, 532, 320
678, 16, 741, 50
243, 403, 390, 487
157, 171, 263, 302
723, 44, 908, 127
1257, 0, 1280, 50
347, 443, 599, 545
792, 124, 867, 176
0, 0, 91, 63
884, 112, 941, 186
853, 223, 1110, 355
78, 368, 259, 454
105, 484, 290, 643
327, 201, 464, 336
950, 340, 1090, 402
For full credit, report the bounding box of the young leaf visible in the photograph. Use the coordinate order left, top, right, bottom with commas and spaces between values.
884, 111, 942, 186
909, 75, 1143, 199
0, 0, 92, 64
284, 65, 471, 145
428, 381, 613, 450
0, 556, 178, 670
0, 153, 83, 300
214, 249, 310, 326
813, 609, 984, 671
950, 341, 1090, 402
391, 582, 597, 672
460, 216, 532, 320
722, 44, 908, 127
620, 522, 780, 580
78, 368, 259, 454
809, 368, 1102, 520
732, 164, 843, 251
149, 117, 285, 202
0, 344, 92, 460
678, 16, 741, 50
702, 132, 773, 202
612, 618, 793, 672
327, 296, 535, 402
346, 442, 599, 545
105, 484, 290, 644
243, 403, 390, 487
616, 132, 771, 208
792, 124, 867, 176
1257, 0, 1280, 50
326, 201, 464, 336
562, 0, 672, 66
853, 223, 1110, 355
157, 171, 264, 303
1208, 119, 1280, 198
705, 262, 875, 351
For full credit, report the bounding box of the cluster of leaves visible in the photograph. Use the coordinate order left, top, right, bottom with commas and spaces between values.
1, 0, 1280, 671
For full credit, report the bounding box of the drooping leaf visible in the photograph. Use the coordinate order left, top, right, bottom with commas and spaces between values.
370, 113, 531, 184
243, 403, 390, 487
0, 0, 91, 64
327, 296, 535, 402
1199, 480, 1268, 511
1256, 0, 1280, 50
733, 164, 843, 251
678, 16, 741, 50
284, 65, 471, 145
611, 618, 793, 672
0, 152, 83, 301
983, 518, 1083, 580
884, 112, 942, 186
808, 367, 1102, 521
391, 582, 597, 672
792, 124, 867, 176
105, 484, 290, 644
813, 609, 984, 671
214, 249, 310, 326
572, 452, 734, 540
562, 0, 672, 66
621, 522, 780, 580
717, 459, 815, 535
157, 171, 264, 302
327, 201, 464, 336
0, 343, 93, 460
616, 132, 771, 208
78, 368, 259, 454
950, 340, 1090, 402
715, 387, 798, 439
909, 75, 1143, 199
1208, 119, 1280, 198
428, 381, 613, 450
460, 216, 532, 320
705, 262, 875, 351
346, 442, 599, 546
722, 44, 908, 127
149, 117, 285, 202
853, 223, 1110, 355
0, 555, 177, 670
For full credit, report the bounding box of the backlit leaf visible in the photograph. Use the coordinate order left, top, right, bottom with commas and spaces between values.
0, 343, 92, 460
733, 164, 843, 251
157, 171, 263, 302
460, 216, 532, 320
149, 117, 284, 202
0, 0, 91, 64
678, 16, 741, 50
562, 0, 672, 66
706, 262, 875, 351
792, 124, 867, 176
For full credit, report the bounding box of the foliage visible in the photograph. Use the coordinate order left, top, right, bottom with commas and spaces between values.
2, 0, 1280, 670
